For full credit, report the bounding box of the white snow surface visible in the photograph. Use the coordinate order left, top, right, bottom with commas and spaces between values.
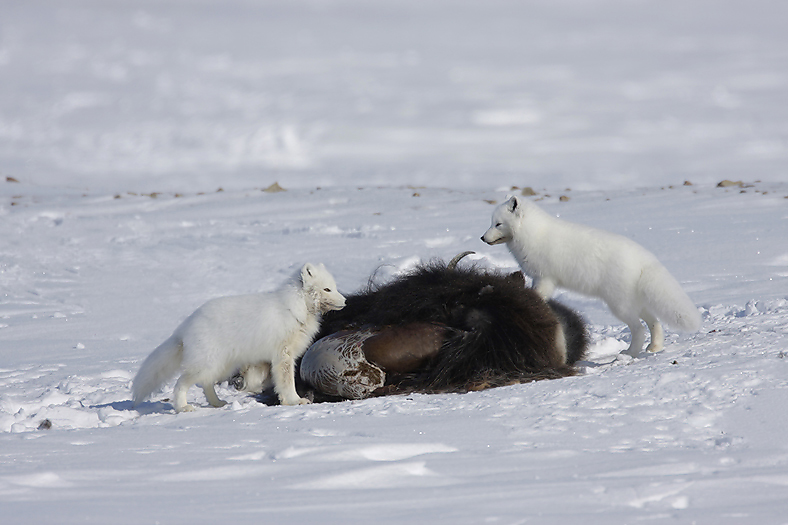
2, 1, 788, 523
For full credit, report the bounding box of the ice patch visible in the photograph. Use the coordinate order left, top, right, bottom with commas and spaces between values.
597, 463, 700, 478
100, 369, 133, 380
627, 483, 693, 509
1, 472, 71, 489
424, 236, 456, 248
275, 446, 323, 460
327, 443, 458, 462
473, 108, 542, 127
53, 92, 113, 116
156, 465, 271, 482
747, 475, 788, 487
274, 443, 457, 463
228, 450, 268, 461
291, 461, 451, 490
768, 254, 788, 276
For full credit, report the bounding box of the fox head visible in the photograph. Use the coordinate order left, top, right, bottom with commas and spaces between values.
481, 196, 523, 245
301, 262, 346, 313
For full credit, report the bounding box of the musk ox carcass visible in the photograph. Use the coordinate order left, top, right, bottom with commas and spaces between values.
291, 256, 588, 402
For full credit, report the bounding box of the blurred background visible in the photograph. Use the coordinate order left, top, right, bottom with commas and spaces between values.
1, 0, 786, 192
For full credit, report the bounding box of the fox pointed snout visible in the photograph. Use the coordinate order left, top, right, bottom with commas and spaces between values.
481, 231, 506, 245
331, 294, 347, 311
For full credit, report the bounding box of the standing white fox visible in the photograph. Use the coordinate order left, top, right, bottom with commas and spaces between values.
132, 263, 345, 412
482, 196, 701, 356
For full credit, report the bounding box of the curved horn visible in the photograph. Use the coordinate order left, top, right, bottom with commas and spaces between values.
448, 251, 475, 270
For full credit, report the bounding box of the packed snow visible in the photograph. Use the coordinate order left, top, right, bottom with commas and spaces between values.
2, 1, 787, 524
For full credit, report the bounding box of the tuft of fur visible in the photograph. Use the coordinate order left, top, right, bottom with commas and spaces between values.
132, 262, 345, 411
309, 261, 588, 396
483, 196, 701, 355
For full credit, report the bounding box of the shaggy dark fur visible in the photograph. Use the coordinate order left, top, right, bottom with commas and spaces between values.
303, 261, 588, 397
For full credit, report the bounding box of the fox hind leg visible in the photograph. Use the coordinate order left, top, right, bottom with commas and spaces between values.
619, 316, 647, 357
642, 310, 664, 353
608, 300, 647, 357
173, 373, 197, 412
239, 362, 271, 393
202, 383, 228, 408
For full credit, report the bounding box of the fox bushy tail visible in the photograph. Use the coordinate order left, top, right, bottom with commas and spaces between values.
640, 263, 702, 332
132, 335, 183, 406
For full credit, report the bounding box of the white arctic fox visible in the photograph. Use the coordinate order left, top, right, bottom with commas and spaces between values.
482, 196, 701, 356
132, 263, 345, 412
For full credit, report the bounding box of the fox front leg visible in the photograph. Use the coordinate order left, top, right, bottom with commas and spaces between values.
272, 352, 310, 406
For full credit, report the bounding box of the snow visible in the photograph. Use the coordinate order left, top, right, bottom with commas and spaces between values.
2, 1, 788, 523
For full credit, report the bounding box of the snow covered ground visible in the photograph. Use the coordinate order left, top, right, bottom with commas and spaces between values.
3, 0, 787, 192
2, 1, 787, 524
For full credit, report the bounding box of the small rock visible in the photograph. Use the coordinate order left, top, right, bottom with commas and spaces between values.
559, 195, 570, 202
717, 180, 744, 188
262, 182, 286, 193
520, 187, 537, 196
38, 419, 52, 430
6, 176, 20, 183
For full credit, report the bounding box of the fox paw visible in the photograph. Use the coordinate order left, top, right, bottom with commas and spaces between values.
176, 404, 196, 413
281, 397, 311, 406
621, 348, 641, 358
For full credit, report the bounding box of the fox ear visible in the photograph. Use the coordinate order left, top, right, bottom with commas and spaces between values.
301, 263, 315, 282
507, 196, 520, 214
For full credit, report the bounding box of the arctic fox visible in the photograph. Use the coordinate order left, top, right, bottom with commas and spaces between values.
132, 263, 345, 412
482, 196, 701, 356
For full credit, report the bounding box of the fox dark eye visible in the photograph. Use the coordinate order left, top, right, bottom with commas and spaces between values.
496, 223, 502, 227
324, 288, 331, 292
